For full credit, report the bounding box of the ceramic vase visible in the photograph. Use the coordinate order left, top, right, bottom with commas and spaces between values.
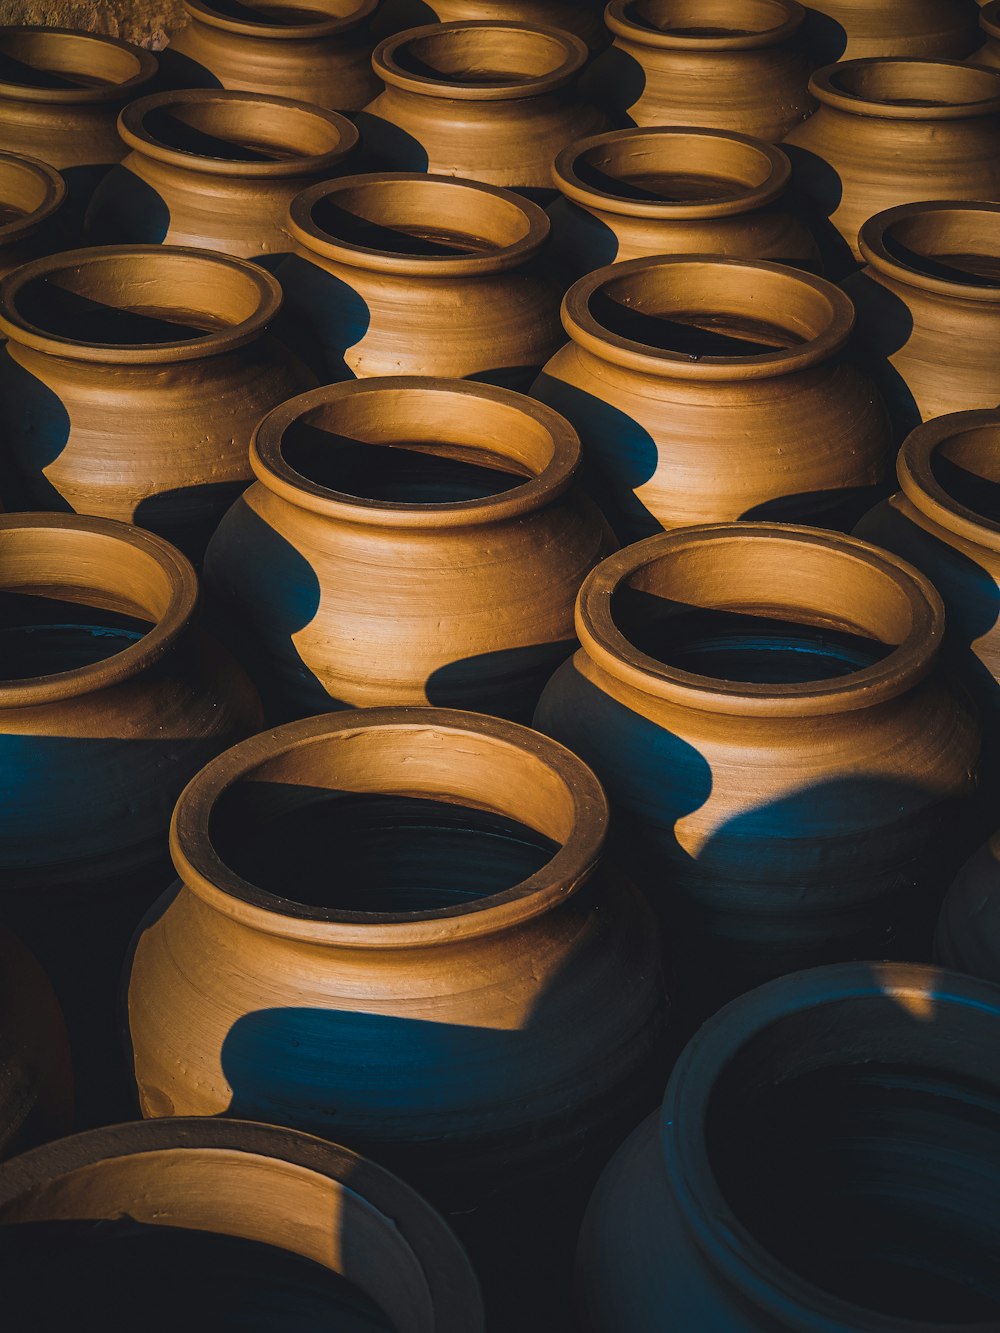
376, 0, 609, 51
797, 0, 982, 62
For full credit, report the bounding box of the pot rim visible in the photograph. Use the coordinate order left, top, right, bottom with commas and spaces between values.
0, 26, 157, 105
288, 172, 550, 275
982, 1, 1000, 42
859, 200, 1000, 302
897, 408, 1000, 553
808, 57, 1000, 119
661, 961, 1000, 1333
552, 127, 791, 220
169, 707, 609, 947
575, 523, 943, 718
373, 20, 588, 100
0, 512, 198, 710
251, 376, 581, 525
0, 244, 283, 363
604, 0, 804, 51
561, 255, 854, 381
117, 89, 360, 180
0, 1117, 484, 1333
180, 0, 379, 41
0, 151, 65, 246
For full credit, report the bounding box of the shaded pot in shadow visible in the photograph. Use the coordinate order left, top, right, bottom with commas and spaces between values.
935, 827, 1000, 987
0, 152, 68, 282
797, 0, 982, 62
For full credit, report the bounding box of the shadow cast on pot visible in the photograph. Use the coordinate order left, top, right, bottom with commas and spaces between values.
351, 111, 430, 175
0, 349, 71, 512
425, 639, 577, 723
134, 481, 254, 567
580, 45, 645, 125
271, 252, 372, 381
781, 143, 857, 281
799, 9, 848, 62
157, 46, 223, 91
84, 167, 171, 245
841, 271, 929, 441
740, 480, 895, 532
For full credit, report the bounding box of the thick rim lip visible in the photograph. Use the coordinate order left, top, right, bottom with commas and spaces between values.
662, 961, 1000, 1333
169, 707, 609, 948
809, 57, 1000, 119
0, 151, 65, 246
982, 1, 1000, 42
859, 200, 1000, 302
605, 0, 804, 50
0, 244, 283, 363
0, 26, 157, 104
250, 376, 581, 527
562, 255, 854, 381
0, 512, 198, 710
118, 90, 360, 179
373, 20, 588, 100
182, 0, 378, 40
575, 523, 943, 718
897, 409, 1000, 553
552, 127, 791, 220
288, 172, 550, 275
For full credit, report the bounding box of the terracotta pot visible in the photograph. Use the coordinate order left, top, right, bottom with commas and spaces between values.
0, 929, 72, 1162
530, 256, 891, 542
85, 91, 359, 262
578, 961, 1000, 1331
0, 153, 66, 281
548, 128, 821, 279
0, 245, 315, 561
585, 0, 815, 141
164, 0, 382, 112
797, 0, 982, 62
935, 831, 1000, 986
534, 524, 980, 1014
0, 1118, 484, 1332
204, 378, 613, 721
783, 59, 1000, 275
277, 173, 563, 387
375, 0, 609, 52
125, 708, 668, 1202
971, 1, 1000, 67
359, 21, 607, 198
843, 203, 1000, 439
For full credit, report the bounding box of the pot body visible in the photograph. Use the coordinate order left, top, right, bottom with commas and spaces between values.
0, 156, 67, 280
935, 831, 1000, 985
798, 0, 982, 61
376, 0, 609, 50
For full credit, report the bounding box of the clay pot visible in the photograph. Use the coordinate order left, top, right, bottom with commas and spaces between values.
375, 0, 609, 52
797, 0, 982, 62
585, 0, 815, 141
534, 524, 980, 1014
530, 256, 891, 542
971, 1, 1000, 67
578, 961, 1000, 1331
0, 245, 315, 561
548, 128, 821, 279
164, 0, 382, 112
936, 831, 1000, 985
843, 203, 1000, 439
783, 59, 1000, 275
85, 91, 359, 262
359, 21, 606, 198
204, 378, 613, 721
0, 153, 66, 281
277, 173, 563, 386
0, 1118, 484, 1332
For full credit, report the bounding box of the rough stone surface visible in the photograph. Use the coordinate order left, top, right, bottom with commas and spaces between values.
0, 0, 188, 50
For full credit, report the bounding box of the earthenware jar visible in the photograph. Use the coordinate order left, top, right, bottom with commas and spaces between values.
578, 961, 1000, 1330
534, 525, 980, 1013
797, 0, 982, 62
277, 174, 563, 386
972, 1, 1000, 68
530, 256, 891, 542
359, 21, 606, 197
843, 203, 1000, 438
783, 58, 1000, 274
205, 378, 614, 721
0, 245, 314, 560
0, 153, 66, 280
0, 1119, 484, 1332
125, 709, 668, 1203
376, 0, 609, 51
548, 128, 820, 279
586, 0, 814, 141
85, 91, 359, 262
164, 0, 382, 112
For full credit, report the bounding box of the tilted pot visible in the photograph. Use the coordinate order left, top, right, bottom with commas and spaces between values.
85, 91, 359, 262
534, 525, 980, 1014
0, 1119, 484, 1332
797, 0, 982, 62
971, 1, 1000, 68
530, 256, 891, 543
164, 0, 382, 112
0, 245, 315, 561
548, 128, 820, 279
0, 153, 66, 281
936, 830, 1000, 986
277, 173, 563, 386
578, 961, 1000, 1331
375, 0, 609, 52
585, 0, 815, 141
359, 21, 606, 198
205, 378, 614, 722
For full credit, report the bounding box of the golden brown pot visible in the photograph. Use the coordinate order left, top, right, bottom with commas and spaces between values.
585, 0, 815, 141
548, 128, 821, 279
534, 525, 981, 1015
971, 1, 1000, 67
0, 153, 66, 281
277, 173, 563, 386
935, 831, 1000, 986
0, 245, 315, 560
783, 59, 1000, 274
164, 0, 382, 112
530, 256, 891, 542
85, 91, 359, 262
0, 1119, 484, 1332
797, 0, 981, 62
359, 21, 607, 197
204, 377, 614, 721
375, 0, 609, 51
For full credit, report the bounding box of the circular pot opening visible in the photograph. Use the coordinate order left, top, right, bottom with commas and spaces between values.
928, 424, 1000, 524
877, 207, 1000, 287
827, 59, 1000, 109
617, 0, 795, 40
188, 0, 370, 30
0, 28, 151, 95
0, 153, 62, 234
388, 24, 573, 84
